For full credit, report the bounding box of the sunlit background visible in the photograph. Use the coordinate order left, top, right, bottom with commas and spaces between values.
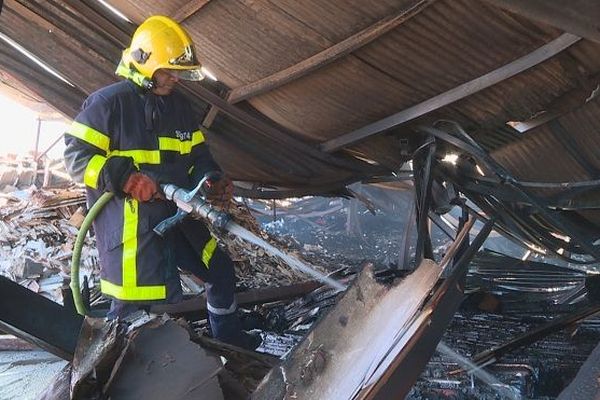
0, 92, 68, 160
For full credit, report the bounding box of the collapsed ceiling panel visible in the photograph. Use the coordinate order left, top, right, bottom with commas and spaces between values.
2, 0, 600, 259
492, 98, 600, 183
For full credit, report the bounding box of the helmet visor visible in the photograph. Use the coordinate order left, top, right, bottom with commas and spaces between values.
166, 68, 205, 81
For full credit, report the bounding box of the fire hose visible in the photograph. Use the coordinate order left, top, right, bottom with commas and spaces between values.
70, 176, 345, 316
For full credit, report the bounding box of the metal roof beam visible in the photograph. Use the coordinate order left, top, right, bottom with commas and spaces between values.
0, 0, 117, 94
180, 82, 381, 174
320, 33, 581, 153
0, 43, 86, 117
227, 0, 435, 104
481, 0, 600, 44
63, 0, 132, 47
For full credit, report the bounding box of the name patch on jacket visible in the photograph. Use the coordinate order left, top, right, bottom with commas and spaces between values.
175, 130, 192, 141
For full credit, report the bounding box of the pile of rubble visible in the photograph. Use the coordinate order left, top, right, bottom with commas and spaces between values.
0, 155, 72, 193
408, 250, 600, 400
0, 181, 323, 308
0, 186, 94, 303
0, 156, 37, 192
4, 177, 600, 399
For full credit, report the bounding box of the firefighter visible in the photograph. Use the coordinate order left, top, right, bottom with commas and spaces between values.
64, 15, 256, 348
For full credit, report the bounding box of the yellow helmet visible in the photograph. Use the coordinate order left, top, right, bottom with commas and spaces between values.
121, 15, 204, 82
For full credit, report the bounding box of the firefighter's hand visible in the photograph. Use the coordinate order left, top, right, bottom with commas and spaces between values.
205, 175, 234, 209
122, 172, 161, 202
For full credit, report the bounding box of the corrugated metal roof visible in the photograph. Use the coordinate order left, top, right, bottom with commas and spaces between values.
492, 97, 600, 183
2, 0, 600, 257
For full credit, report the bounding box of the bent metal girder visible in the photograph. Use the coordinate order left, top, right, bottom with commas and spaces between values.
0, 275, 83, 360
419, 123, 600, 264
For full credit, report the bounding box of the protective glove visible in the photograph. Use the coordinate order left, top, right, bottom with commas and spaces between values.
122, 172, 159, 202
204, 175, 234, 209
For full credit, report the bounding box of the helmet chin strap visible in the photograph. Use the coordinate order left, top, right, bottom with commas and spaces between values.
115, 60, 154, 90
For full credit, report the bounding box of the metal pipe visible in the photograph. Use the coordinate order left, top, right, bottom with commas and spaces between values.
33, 117, 41, 161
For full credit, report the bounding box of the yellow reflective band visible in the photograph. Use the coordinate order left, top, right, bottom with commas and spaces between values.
84, 154, 107, 189
159, 137, 191, 153
110, 149, 161, 165
100, 198, 165, 301
202, 237, 218, 268
100, 279, 165, 301
192, 130, 205, 146
158, 130, 205, 155
121, 198, 138, 291
122, 198, 138, 249
67, 121, 110, 152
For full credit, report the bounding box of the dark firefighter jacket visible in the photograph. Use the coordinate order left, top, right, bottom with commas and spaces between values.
64, 80, 220, 302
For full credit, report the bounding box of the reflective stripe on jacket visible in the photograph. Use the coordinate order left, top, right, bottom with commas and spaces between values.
64, 80, 220, 301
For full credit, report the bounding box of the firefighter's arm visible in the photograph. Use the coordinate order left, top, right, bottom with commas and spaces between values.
63, 95, 136, 195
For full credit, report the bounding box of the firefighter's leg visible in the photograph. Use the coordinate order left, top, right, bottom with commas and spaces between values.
177, 219, 258, 348
203, 247, 241, 344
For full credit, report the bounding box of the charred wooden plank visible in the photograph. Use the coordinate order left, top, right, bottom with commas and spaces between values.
150, 281, 322, 316
227, 0, 435, 104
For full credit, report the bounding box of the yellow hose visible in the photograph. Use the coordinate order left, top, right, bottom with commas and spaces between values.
70, 192, 114, 316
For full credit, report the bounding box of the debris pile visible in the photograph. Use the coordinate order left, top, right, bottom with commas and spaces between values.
0, 156, 37, 192
247, 192, 414, 270
0, 185, 94, 303
408, 251, 600, 399
213, 202, 315, 289
0, 179, 600, 400
0, 182, 323, 308
0, 155, 72, 193
39, 314, 227, 400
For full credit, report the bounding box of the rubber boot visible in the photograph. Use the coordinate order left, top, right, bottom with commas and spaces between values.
208, 311, 261, 350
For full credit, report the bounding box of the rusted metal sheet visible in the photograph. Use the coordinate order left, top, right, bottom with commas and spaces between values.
481, 0, 600, 44
150, 281, 322, 316
0, 41, 86, 118
252, 259, 446, 399
172, 0, 211, 24
1, 0, 600, 259
321, 33, 580, 152
227, 0, 436, 104
490, 96, 600, 213
1, 1, 118, 93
